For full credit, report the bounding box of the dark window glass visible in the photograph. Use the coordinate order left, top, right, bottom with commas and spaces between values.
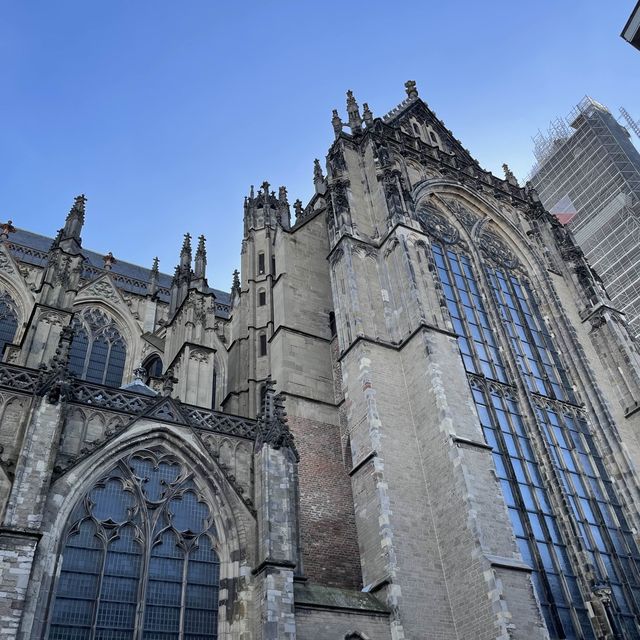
70, 310, 127, 387
258, 291, 266, 306
259, 334, 267, 357
329, 311, 337, 337
144, 355, 163, 379
49, 450, 220, 640
0, 296, 18, 356
258, 253, 265, 275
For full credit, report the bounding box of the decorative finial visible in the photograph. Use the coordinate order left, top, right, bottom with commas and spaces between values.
331, 109, 343, 138
133, 364, 147, 383
313, 158, 327, 195
362, 103, 374, 127
346, 90, 362, 133
196, 234, 206, 257
278, 186, 288, 204
294, 199, 304, 220
149, 257, 160, 297
255, 377, 298, 461
181, 232, 192, 255
404, 80, 418, 99
161, 368, 178, 397
502, 163, 519, 186
232, 268, 241, 295
261, 180, 270, 195
69, 194, 87, 220
0, 220, 16, 241
51, 228, 63, 250
103, 251, 116, 270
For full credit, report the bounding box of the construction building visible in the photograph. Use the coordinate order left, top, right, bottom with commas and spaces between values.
529, 97, 640, 338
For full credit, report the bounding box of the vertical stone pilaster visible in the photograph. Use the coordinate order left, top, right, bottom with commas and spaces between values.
0, 530, 38, 640
254, 443, 298, 639
0, 393, 64, 639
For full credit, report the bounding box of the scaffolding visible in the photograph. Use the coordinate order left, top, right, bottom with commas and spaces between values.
529, 97, 640, 337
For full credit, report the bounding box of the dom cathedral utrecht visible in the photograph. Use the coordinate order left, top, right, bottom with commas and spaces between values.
2, 82, 640, 640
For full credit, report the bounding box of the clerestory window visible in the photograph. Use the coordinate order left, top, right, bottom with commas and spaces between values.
69, 308, 127, 387
425, 202, 640, 639
0, 292, 18, 357
48, 448, 220, 640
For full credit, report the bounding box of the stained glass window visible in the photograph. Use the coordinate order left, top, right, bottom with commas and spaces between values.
69, 308, 127, 388
427, 211, 640, 639
49, 450, 220, 640
0, 293, 18, 357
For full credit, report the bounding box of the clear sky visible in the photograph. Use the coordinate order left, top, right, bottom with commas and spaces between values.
1, 1, 638, 290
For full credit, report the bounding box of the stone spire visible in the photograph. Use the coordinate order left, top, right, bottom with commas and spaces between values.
331, 109, 343, 138
231, 268, 241, 306
60, 194, 86, 253
314, 158, 326, 195
148, 256, 159, 298
194, 235, 207, 280
405, 80, 419, 99
346, 90, 362, 133
293, 199, 304, 221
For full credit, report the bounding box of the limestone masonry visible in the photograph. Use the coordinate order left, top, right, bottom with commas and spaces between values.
1, 82, 640, 639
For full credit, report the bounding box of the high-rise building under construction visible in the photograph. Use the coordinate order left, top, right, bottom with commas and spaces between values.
529, 97, 640, 338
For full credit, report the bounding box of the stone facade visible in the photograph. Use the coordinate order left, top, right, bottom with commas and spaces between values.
0, 82, 640, 638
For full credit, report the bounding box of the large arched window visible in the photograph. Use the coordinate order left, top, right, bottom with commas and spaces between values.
69, 308, 127, 387
48, 448, 220, 640
422, 199, 640, 639
0, 292, 18, 357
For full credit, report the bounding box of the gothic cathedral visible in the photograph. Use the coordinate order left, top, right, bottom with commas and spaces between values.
1, 82, 640, 639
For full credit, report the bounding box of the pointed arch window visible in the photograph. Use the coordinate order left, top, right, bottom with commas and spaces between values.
69, 308, 127, 387
423, 202, 640, 639
0, 292, 18, 357
48, 449, 220, 640
143, 354, 163, 380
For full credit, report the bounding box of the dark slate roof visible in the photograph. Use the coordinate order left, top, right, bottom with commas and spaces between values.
5, 228, 232, 318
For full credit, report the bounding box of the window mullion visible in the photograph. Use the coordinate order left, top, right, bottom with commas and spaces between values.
179, 549, 190, 640
89, 527, 108, 640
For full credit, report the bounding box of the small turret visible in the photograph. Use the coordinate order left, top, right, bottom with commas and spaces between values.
346, 90, 362, 134
243, 181, 290, 234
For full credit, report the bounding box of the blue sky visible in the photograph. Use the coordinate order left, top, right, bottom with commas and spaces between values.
1, 1, 638, 290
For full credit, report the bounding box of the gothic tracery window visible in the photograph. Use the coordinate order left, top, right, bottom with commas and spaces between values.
0, 292, 19, 357
69, 308, 127, 387
426, 203, 640, 639
49, 449, 220, 640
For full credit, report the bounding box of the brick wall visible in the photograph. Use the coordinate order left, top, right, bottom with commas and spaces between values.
289, 414, 362, 589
